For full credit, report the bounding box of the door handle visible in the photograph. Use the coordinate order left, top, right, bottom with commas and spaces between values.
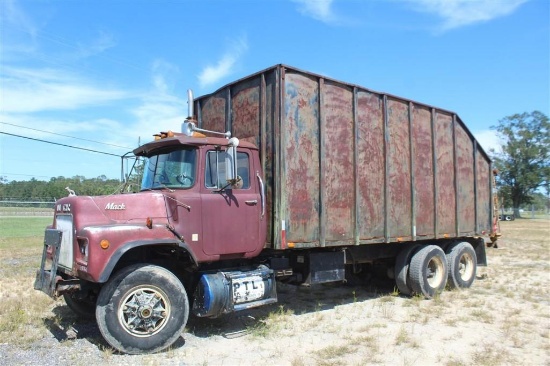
256, 172, 265, 219
245, 200, 258, 205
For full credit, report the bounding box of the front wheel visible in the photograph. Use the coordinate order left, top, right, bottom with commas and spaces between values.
96, 264, 189, 354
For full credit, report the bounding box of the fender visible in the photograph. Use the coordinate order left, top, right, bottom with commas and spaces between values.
98, 239, 198, 283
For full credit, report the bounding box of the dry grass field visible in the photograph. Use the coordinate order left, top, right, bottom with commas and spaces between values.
0, 217, 548, 365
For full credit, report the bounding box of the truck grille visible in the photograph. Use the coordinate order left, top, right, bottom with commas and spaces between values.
55, 215, 74, 270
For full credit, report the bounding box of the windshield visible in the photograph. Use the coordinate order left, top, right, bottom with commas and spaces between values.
141, 148, 197, 190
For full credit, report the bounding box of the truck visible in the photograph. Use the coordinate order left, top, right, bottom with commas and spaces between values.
34, 64, 495, 354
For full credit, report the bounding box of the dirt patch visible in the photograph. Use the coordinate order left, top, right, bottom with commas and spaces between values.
1, 219, 549, 365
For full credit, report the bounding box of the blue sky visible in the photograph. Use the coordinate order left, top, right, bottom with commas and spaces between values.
1, 0, 548, 183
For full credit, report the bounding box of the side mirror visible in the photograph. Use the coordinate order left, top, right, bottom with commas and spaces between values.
225, 138, 240, 186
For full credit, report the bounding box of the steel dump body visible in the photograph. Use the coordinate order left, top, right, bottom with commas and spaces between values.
194, 64, 492, 250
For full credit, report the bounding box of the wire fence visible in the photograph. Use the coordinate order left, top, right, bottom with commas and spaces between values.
0, 199, 55, 217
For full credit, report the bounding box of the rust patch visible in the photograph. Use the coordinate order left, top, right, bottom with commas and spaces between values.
356, 91, 385, 239
435, 112, 456, 236
412, 105, 434, 236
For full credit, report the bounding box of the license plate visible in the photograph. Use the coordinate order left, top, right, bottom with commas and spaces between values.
232, 276, 265, 304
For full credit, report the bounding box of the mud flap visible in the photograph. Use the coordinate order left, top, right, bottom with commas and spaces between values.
473, 238, 488, 267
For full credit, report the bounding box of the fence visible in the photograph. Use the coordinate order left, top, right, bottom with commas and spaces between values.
0, 199, 55, 217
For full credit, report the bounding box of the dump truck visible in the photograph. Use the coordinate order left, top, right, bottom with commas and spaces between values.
35, 64, 495, 354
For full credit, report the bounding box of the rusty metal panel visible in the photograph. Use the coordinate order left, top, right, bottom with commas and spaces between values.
476, 148, 491, 233
455, 121, 475, 234
230, 79, 261, 146
356, 91, 385, 241
262, 71, 277, 247
282, 71, 320, 243
198, 91, 226, 133
322, 81, 354, 244
435, 112, 456, 236
386, 98, 412, 240
411, 105, 435, 237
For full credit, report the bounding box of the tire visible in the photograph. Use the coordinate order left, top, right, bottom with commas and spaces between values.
408, 245, 447, 299
64, 292, 96, 319
96, 264, 189, 355
445, 242, 477, 289
394, 245, 420, 296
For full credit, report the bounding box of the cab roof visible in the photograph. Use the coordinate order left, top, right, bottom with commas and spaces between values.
133, 132, 258, 157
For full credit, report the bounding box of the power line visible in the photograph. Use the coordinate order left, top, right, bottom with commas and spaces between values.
0, 173, 52, 179
0, 131, 122, 157
0, 121, 133, 150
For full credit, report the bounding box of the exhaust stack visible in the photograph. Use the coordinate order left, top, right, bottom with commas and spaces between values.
187, 89, 194, 120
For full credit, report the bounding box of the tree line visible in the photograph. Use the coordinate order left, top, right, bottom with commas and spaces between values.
0, 175, 125, 202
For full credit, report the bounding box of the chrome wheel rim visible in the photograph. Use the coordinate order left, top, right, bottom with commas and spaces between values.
458, 253, 475, 282
427, 256, 445, 288
118, 286, 170, 337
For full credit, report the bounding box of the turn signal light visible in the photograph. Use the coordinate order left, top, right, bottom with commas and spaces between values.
100, 239, 110, 250
146, 217, 153, 229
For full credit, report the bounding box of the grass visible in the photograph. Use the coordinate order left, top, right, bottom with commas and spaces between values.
0, 216, 57, 346
316, 344, 353, 358
249, 305, 294, 338
0, 216, 52, 241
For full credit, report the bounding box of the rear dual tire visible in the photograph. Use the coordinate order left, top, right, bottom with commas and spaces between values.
394, 242, 477, 298
408, 245, 447, 299
394, 245, 420, 296
445, 242, 477, 289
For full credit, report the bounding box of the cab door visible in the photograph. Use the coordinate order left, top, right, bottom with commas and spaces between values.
200, 149, 261, 256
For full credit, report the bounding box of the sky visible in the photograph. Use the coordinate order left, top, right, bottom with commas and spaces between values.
1, 0, 548, 184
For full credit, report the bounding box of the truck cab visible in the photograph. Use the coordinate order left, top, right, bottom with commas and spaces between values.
134, 131, 266, 261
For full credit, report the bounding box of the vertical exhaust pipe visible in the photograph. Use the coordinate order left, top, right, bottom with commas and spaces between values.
187, 89, 194, 120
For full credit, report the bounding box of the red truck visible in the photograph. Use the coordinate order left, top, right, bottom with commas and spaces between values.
35, 65, 495, 354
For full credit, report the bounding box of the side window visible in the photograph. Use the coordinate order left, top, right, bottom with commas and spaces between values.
205, 151, 250, 189
236, 153, 250, 189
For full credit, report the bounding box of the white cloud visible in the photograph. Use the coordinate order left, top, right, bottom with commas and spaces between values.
76, 30, 116, 59
473, 129, 502, 154
1, 67, 130, 113
151, 59, 181, 95
408, 0, 528, 30
197, 36, 248, 89
293, 0, 336, 23
1, 0, 37, 37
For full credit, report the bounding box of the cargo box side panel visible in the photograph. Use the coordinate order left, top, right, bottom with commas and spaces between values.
199, 91, 227, 133
356, 91, 385, 241
387, 98, 412, 240
455, 121, 475, 235
412, 105, 435, 237
323, 82, 354, 244
230, 78, 261, 146
435, 112, 456, 236
476, 150, 491, 233
283, 72, 320, 244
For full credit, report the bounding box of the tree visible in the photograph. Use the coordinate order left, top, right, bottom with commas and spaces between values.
491, 111, 550, 218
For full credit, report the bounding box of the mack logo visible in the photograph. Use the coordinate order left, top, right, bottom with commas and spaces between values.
105, 202, 126, 210
56, 203, 71, 213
